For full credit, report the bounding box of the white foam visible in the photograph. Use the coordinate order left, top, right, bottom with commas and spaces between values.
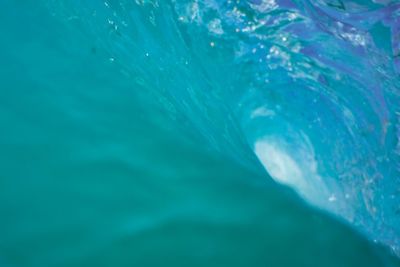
254, 136, 329, 207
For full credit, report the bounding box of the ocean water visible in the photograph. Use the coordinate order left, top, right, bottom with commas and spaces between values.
0, 0, 400, 266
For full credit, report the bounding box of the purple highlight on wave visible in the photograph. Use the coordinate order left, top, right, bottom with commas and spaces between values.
307, 1, 400, 73
391, 16, 400, 72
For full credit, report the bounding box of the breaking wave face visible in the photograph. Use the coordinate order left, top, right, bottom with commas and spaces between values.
159, 0, 400, 252
172, 0, 400, 253
1, 0, 400, 265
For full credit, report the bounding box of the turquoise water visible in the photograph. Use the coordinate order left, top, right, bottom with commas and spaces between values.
1, 0, 400, 266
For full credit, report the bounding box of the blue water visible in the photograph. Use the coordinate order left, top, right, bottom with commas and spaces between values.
1, 0, 400, 266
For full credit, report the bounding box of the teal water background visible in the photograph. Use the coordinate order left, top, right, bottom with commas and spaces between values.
0, 0, 400, 266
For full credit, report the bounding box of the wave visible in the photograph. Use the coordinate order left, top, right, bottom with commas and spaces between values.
0, 0, 399, 265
